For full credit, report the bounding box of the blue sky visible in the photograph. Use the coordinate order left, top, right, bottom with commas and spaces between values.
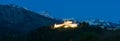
0, 0, 120, 23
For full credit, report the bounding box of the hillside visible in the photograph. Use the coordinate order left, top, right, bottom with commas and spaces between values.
27, 22, 120, 41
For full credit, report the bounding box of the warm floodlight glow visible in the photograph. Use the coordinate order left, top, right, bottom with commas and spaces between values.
69, 24, 78, 28
64, 25, 69, 28
54, 24, 63, 28
54, 20, 78, 28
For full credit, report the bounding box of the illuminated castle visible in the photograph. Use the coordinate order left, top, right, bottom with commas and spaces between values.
54, 20, 78, 29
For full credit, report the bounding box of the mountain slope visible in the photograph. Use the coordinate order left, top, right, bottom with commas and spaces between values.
0, 4, 57, 33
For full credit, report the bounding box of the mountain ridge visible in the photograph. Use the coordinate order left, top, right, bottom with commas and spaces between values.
0, 4, 58, 34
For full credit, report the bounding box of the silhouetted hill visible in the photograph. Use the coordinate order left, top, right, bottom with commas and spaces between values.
27, 22, 120, 41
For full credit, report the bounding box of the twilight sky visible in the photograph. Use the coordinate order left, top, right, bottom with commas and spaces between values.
0, 0, 120, 23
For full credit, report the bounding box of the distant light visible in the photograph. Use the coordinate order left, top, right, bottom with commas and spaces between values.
54, 24, 63, 28
64, 26, 69, 28
54, 20, 78, 29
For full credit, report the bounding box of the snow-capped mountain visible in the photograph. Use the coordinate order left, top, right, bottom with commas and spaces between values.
84, 19, 120, 28
0, 4, 58, 33
86, 19, 110, 26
